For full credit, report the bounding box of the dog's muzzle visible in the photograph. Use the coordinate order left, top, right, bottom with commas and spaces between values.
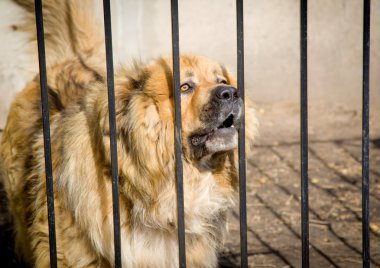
190, 86, 242, 157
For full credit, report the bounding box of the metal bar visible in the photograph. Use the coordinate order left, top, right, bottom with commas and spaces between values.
102, 1, 122, 267
362, 0, 371, 267
170, 0, 186, 267
34, 1, 58, 267
300, 0, 309, 267
236, 0, 248, 267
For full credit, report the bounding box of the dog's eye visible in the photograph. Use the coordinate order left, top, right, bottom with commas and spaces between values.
220, 79, 228, 84
180, 83, 192, 92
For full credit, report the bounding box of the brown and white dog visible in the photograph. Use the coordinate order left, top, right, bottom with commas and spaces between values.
0, 0, 257, 267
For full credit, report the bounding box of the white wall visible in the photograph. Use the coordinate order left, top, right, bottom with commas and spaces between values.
108, 0, 379, 104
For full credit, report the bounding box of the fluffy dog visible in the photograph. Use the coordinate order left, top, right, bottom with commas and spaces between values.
0, 0, 257, 267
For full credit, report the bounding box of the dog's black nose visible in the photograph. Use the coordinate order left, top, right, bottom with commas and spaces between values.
214, 86, 239, 102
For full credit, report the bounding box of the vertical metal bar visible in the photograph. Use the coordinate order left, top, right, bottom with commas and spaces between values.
34, 1, 57, 267
102, 1, 122, 267
362, 0, 371, 267
236, 0, 248, 267
300, 0, 309, 267
170, 1, 186, 267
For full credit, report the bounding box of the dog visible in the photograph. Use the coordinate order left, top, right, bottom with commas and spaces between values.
0, 0, 257, 267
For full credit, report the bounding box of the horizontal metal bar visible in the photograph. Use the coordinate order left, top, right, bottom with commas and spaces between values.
102, 1, 122, 267
34, 0, 57, 267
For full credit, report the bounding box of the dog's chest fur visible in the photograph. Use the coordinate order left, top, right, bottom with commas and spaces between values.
29, 108, 236, 267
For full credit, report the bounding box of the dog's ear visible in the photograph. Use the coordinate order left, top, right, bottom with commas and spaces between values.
98, 65, 169, 202
112, 64, 151, 119
129, 61, 151, 90
112, 82, 170, 203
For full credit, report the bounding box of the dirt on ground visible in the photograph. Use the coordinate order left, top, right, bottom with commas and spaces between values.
1, 101, 379, 268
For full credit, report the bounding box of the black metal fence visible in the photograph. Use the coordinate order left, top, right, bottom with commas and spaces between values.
34, 0, 372, 267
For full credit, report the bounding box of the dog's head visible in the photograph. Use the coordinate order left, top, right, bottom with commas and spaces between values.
112, 55, 256, 170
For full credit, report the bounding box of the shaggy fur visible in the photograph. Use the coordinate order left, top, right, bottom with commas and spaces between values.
0, 0, 257, 267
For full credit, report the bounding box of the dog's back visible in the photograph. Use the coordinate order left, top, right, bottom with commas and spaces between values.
1, 0, 108, 265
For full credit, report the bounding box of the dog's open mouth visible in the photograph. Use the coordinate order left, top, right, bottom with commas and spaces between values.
218, 114, 234, 129
191, 114, 238, 154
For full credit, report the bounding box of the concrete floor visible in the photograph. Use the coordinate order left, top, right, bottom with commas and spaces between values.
220, 137, 380, 267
